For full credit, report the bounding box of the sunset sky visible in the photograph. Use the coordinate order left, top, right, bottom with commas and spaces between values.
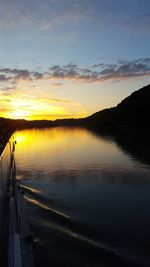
0, 0, 150, 120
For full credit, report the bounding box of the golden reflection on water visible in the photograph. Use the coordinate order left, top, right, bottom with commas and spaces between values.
14, 126, 146, 186
14, 127, 125, 168
15, 127, 93, 151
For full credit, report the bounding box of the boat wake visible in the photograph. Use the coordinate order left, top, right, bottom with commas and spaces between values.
19, 182, 149, 267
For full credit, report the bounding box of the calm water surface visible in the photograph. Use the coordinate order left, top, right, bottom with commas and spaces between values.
14, 127, 150, 266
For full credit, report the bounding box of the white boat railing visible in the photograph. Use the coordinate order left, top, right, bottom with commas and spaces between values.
0, 137, 35, 267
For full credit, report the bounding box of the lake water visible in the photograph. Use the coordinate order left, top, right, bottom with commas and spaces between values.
14, 127, 150, 266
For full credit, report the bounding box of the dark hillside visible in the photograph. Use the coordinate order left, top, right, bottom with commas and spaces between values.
85, 84, 150, 133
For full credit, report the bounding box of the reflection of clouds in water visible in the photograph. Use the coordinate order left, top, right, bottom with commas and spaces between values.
17, 164, 150, 188
49, 166, 150, 187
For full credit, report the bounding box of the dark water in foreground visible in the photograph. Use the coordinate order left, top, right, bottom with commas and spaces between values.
14, 127, 150, 266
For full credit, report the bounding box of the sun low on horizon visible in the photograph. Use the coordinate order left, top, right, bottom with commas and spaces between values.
0, 0, 150, 121
0, 89, 89, 120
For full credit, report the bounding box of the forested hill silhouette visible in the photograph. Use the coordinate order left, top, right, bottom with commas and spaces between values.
85, 84, 150, 133
0, 84, 150, 134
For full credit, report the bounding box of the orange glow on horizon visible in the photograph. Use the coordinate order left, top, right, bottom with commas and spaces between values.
1, 112, 87, 121
0, 94, 89, 121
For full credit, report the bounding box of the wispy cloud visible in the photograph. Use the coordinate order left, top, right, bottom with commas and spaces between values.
0, 0, 149, 36
0, 107, 14, 112
51, 82, 62, 87
0, 0, 92, 30
47, 98, 72, 104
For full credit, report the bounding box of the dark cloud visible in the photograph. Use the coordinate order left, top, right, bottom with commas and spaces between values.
0, 74, 11, 81
63, 63, 78, 70
33, 72, 44, 80
92, 63, 106, 68
0, 68, 43, 82
0, 68, 12, 73
0, 58, 150, 85
14, 69, 32, 81
100, 59, 150, 80
80, 68, 93, 74
49, 65, 62, 71
0, 68, 32, 81
0, 85, 16, 96
48, 58, 150, 82
0, 86, 15, 91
